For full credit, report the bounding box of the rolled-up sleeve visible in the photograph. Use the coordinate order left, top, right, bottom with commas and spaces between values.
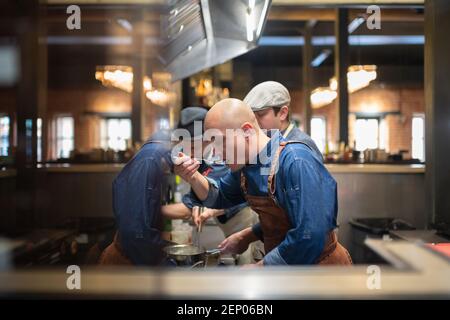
199, 171, 246, 209
251, 222, 264, 241
264, 151, 337, 265
263, 247, 287, 265
181, 191, 202, 209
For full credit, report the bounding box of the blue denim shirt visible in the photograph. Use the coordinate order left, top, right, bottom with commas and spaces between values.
283, 124, 323, 162
201, 131, 338, 265
182, 162, 248, 224
251, 125, 324, 240
112, 141, 172, 265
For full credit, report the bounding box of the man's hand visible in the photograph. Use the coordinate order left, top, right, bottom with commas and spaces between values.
193, 208, 225, 227
173, 152, 211, 201
218, 227, 258, 255
173, 152, 201, 183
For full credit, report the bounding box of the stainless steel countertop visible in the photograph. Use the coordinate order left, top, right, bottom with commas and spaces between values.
37, 163, 125, 173
326, 164, 425, 174
29, 163, 425, 174
0, 240, 449, 299
390, 229, 449, 243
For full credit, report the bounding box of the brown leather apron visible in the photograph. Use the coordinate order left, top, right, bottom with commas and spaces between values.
240, 141, 352, 265
98, 232, 133, 265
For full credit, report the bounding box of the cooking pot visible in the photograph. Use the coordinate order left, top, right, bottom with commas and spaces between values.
163, 244, 221, 268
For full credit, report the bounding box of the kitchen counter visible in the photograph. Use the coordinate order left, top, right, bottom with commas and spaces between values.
5, 163, 426, 241
0, 240, 449, 299
0, 168, 16, 178
34, 163, 425, 174
325, 164, 425, 174
390, 229, 449, 243
1, 164, 126, 176
37, 163, 125, 173
328, 164, 426, 252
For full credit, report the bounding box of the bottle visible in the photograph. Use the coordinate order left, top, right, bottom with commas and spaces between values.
162, 219, 172, 242
174, 175, 183, 203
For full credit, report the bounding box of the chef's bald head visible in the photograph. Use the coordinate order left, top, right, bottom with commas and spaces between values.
205, 98, 260, 132
203, 98, 268, 172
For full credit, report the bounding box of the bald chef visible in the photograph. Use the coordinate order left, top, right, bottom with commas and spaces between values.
215, 81, 323, 253
174, 98, 352, 266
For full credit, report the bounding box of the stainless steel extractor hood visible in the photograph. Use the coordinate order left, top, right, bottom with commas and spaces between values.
159, 0, 272, 81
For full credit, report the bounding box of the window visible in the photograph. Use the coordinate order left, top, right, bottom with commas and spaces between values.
412, 114, 425, 162
310, 116, 326, 153
159, 118, 170, 130
0, 116, 10, 156
100, 118, 131, 151
37, 118, 42, 162
56, 116, 74, 158
379, 118, 387, 151
355, 118, 380, 151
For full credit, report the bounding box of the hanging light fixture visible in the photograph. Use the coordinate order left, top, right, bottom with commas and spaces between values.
146, 89, 170, 106
347, 65, 377, 93
143, 76, 152, 91
95, 66, 153, 93
330, 65, 377, 93
95, 66, 133, 93
311, 64, 377, 108
145, 72, 172, 106
310, 87, 337, 109
95, 66, 171, 106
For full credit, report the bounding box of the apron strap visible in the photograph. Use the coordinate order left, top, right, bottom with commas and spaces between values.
316, 231, 338, 263
282, 122, 295, 139
240, 140, 313, 199
240, 171, 248, 195
267, 141, 312, 197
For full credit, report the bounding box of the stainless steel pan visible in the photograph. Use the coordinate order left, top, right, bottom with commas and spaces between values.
163, 244, 221, 268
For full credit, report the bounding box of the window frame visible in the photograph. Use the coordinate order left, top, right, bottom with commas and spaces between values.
0, 114, 10, 156
55, 115, 75, 159
354, 115, 382, 151
411, 113, 425, 162
100, 117, 132, 151
310, 115, 327, 154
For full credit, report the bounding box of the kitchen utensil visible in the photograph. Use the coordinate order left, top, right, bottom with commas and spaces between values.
194, 228, 201, 248
198, 207, 204, 233
192, 206, 200, 224
192, 206, 201, 247
163, 244, 221, 268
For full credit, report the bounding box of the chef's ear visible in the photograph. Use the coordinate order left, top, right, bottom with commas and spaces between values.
278, 106, 289, 121
241, 122, 254, 139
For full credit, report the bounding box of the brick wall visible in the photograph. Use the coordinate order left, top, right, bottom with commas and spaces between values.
289, 83, 424, 157
1, 80, 425, 160
45, 87, 131, 158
